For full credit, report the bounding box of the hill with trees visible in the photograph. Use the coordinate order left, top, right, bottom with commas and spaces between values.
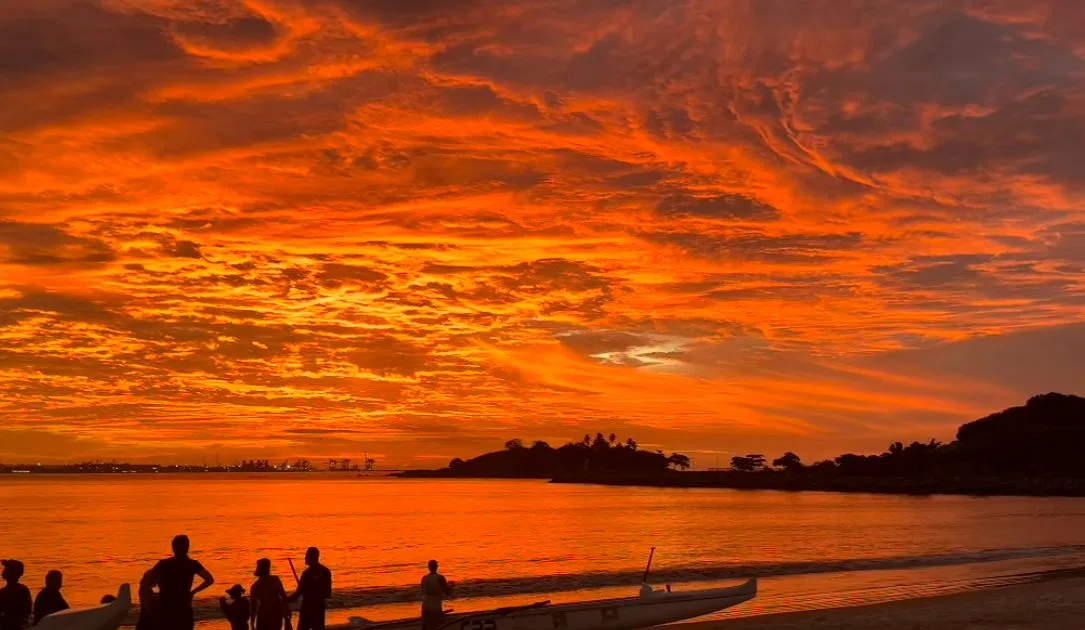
400, 393, 1085, 496
395, 432, 690, 479
552, 393, 1085, 496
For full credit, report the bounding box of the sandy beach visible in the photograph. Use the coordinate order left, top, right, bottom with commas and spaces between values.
688, 577, 1085, 630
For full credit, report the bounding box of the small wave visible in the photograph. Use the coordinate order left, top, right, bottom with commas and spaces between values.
181, 544, 1085, 621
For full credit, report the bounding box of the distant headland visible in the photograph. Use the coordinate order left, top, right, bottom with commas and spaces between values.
396, 392, 1085, 497
0, 458, 383, 475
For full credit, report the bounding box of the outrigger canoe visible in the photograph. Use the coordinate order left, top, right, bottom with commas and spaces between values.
36, 584, 131, 630
335, 579, 757, 630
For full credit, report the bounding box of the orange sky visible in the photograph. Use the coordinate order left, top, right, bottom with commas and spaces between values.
2, 0, 1085, 466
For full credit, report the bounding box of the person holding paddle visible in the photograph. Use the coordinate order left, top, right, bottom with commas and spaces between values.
287, 548, 331, 630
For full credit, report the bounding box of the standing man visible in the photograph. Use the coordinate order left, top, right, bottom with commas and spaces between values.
33, 570, 69, 623
287, 548, 331, 630
420, 560, 451, 630
147, 535, 215, 630
0, 560, 32, 630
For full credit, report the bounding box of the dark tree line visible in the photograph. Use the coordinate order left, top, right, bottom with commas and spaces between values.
728, 393, 1085, 480
414, 432, 691, 478
403, 393, 1085, 487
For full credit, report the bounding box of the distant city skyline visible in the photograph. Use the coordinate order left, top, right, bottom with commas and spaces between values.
3, 1, 1085, 465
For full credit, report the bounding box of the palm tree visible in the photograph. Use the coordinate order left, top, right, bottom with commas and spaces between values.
625, 438, 637, 451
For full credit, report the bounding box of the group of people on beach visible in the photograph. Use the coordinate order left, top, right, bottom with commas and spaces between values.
1, 535, 452, 630
0, 559, 73, 629
135, 535, 333, 630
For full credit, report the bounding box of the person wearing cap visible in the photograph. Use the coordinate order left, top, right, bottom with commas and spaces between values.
219, 585, 250, 630
287, 548, 332, 630
146, 535, 215, 630
33, 570, 69, 624
0, 560, 32, 630
250, 558, 288, 630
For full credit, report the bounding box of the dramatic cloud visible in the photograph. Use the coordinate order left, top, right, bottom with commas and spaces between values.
2, 0, 1084, 465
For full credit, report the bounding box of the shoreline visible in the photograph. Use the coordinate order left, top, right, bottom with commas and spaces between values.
549, 471, 1085, 497
391, 470, 1085, 498
682, 575, 1085, 629
551, 471, 1085, 497
193, 569, 1085, 630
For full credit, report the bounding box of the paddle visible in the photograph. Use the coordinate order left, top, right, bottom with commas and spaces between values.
642, 547, 656, 584
284, 558, 301, 630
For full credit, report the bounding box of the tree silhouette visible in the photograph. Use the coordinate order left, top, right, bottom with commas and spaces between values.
731, 454, 766, 472
421, 432, 691, 477
608, 433, 618, 446
772, 452, 803, 471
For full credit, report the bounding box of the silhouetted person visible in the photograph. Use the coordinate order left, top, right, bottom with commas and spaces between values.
420, 560, 451, 630
220, 585, 250, 630
33, 570, 69, 623
251, 558, 288, 630
136, 570, 160, 630
147, 535, 215, 630
287, 548, 331, 630
0, 560, 31, 630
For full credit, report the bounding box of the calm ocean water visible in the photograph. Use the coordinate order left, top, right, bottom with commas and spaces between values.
3, 475, 1085, 626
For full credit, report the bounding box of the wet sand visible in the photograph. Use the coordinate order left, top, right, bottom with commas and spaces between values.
686, 577, 1085, 629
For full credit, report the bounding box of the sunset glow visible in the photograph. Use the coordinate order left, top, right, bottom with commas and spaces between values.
2, 0, 1085, 465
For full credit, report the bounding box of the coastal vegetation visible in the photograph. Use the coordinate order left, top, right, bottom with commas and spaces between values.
398, 432, 691, 479
399, 393, 1085, 496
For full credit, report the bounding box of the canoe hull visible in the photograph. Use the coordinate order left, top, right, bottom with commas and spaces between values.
36, 584, 131, 630
337, 580, 756, 630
